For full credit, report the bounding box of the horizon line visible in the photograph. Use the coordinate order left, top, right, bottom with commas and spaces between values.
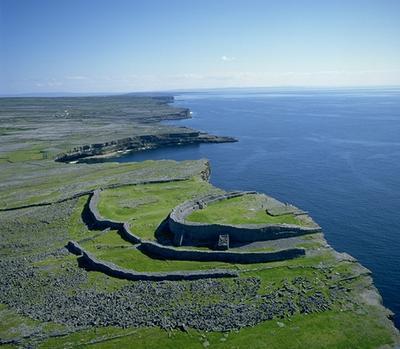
1, 85, 400, 98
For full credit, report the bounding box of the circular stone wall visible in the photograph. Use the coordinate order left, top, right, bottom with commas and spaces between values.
168, 191, 321, 247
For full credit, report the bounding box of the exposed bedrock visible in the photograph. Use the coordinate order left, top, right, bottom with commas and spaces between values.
0, 255, 338, 333
168, 192, 322, 246
55, 130, 237, 163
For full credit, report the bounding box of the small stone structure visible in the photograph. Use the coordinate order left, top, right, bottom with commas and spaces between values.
168, 192, 321, 247
216, 234, 229, 250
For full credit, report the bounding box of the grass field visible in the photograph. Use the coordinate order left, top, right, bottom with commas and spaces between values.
97, 178, 222, 240
39, 309, 395, 349
186, 194, 309, 226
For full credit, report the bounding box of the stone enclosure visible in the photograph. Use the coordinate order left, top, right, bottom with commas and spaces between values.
168, 191, 321, 247
66, 182, 322, 282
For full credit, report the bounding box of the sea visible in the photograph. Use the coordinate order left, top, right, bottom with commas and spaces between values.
112, 87, 400, 328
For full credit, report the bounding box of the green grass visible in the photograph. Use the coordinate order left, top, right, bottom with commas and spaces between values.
81, 237, 238, 272
39, 309, 395, 349
0, 304, 65, 345
4, 148, 48, 162
75, 179, 337, 274
186, 194, 308, 226
68, 195, 95, 241
0, 159, 210, 209
69, 190, 238, 274
97, 178, 221, 240
0, 126, 32, 135
295, 241, 324, 249
79, 232, 337, 275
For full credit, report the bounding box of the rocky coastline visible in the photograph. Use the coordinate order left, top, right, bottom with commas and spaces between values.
1, 94, 399, 348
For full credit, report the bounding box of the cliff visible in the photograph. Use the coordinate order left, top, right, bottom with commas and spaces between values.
55, 130, 237, 163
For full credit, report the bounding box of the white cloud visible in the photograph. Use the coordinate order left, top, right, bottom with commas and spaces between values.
66, 75, 89, 80
34, 79, 63, 88
24, 69, 400, 93
221, 55, 235, 62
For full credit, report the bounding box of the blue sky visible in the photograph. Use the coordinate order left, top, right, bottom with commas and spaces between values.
1, 0, 400, 94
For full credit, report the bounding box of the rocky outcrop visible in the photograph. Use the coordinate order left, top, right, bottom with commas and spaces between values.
199, 160, 211, 181
55, 130, 237, 163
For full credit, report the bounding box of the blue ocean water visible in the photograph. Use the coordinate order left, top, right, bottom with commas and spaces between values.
115, 88, 400, 327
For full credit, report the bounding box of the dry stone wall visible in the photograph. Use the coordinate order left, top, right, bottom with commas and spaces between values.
139, 241, 305, 264
66, 182, 311, 282
85, 190, 142, 244
78, 186, 307, 269
66, 241, 238, 281
169, 192, 322, 245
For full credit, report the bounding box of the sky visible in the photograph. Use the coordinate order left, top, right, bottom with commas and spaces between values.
1, 0, 400, 94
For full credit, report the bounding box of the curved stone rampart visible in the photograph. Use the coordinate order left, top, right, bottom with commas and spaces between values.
139, 241, 305, 264
85, 190, 142, 244
66, 241, 238, 281
169, 192, 321, 245
83, 188, 308, 263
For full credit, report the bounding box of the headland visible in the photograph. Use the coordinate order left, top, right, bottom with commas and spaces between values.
0, 95, 398, 348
